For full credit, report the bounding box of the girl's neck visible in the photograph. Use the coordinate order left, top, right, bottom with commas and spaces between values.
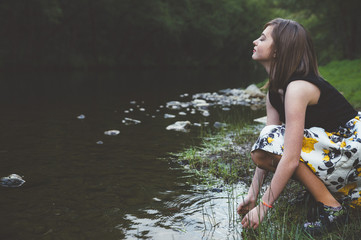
259, 60, 271, 75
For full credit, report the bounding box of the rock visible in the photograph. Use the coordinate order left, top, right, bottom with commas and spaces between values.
164, 114, 176, 119
166, 121, 191, 132
166, 101, 182, 110
77, 114, 85, 119
244, 84, 265, 98
213, 122, 227, 129
104, 130, 120, 136
122, 117, 141, 125
201, 110, 210, 117
195, 102, 210, 111
211, 188, 223, 193
192, 99, 212, 112
1, 174, 25, 187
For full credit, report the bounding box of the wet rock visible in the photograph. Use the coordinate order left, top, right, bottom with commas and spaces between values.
164, 114, 176, 119
122, 117, 141, 125
192, 84, 265, 110
1, 174, 25, 187
178, 112, 187, 116
166, 121, 191, 132
104, 130, 120, 136
201, 110, 210, 117
96, 141, 104, 144
213, 122, 227, 129
77, 114, 85, 119
166, 101, 182, 110
244, 84, 266, 98
211, 188, 223, 193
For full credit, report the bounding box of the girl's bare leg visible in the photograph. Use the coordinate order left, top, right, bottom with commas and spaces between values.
251, 150, 340, 207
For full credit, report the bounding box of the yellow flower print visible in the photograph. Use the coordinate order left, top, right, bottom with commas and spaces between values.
355, 116, 360, 120
322, 149, 330, 161
358, 167, 361, 177
325, 131, 333, 137
340, 141, 346, 148
267, 137, 274, 143
306, 162, 316, 172
302, 137, 318, 153
337, 182, 357, 196
350, 196, 361, 207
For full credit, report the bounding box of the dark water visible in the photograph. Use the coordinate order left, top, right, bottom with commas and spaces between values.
0, 69, 265, 239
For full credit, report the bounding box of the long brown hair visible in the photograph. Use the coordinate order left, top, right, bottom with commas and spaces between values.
265, 18, 319, 91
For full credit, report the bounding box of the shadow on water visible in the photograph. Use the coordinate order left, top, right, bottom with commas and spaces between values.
0, 69, 265, 239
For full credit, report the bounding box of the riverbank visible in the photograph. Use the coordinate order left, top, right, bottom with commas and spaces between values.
172, 58, 361, 239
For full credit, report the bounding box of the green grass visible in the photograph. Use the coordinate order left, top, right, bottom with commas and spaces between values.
173, 124, 260, 184
319, 58, 361, 109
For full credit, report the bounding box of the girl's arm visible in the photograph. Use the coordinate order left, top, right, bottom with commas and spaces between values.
242, 80, 320, 229
237, 167, 267, 215
266, 92, 282, 126
238, 92, 280, 214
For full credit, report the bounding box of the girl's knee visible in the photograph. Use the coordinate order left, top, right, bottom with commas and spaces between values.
251, 150, 279, 171
251, 150, 268, 166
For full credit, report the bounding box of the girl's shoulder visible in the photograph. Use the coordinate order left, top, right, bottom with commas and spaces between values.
288, 73, 324, 87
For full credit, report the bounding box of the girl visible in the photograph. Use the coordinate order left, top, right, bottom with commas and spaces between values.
237, 18, 360, 235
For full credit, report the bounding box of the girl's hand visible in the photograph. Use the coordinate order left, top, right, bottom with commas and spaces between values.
237, 195, 256, 215
241, 204, 268, 229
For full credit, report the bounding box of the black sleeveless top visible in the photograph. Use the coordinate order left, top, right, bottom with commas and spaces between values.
269, 74, 357, 132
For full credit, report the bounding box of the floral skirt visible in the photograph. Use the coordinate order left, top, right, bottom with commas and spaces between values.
252, 112, 361, 207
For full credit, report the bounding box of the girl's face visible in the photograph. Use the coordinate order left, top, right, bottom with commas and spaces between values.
252, 25, 274, 65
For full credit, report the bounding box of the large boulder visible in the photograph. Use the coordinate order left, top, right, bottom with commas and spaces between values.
244, 84, 266, 98
166, 121, 191, 132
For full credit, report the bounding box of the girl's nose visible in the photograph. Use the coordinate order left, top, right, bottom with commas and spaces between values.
253, 39, 257, 45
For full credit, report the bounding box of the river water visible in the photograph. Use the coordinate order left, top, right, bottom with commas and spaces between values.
0, 69, 265, 240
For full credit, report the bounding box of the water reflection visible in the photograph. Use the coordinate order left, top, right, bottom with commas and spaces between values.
0, 70, 264, 239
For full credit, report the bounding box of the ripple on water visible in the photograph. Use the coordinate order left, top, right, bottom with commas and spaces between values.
118, 182, 248, 240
